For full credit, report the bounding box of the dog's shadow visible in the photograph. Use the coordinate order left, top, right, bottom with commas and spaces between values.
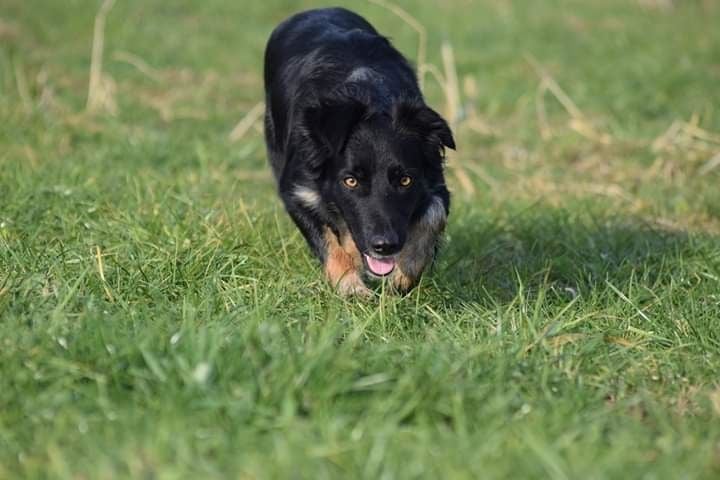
429, 207, 717, 307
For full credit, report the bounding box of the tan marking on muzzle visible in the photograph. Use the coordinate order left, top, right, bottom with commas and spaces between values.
324, 227, 370, 296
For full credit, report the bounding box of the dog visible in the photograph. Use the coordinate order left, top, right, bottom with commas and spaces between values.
264, 7, 455, 295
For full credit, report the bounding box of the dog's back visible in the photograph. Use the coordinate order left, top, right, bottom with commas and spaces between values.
264, 8, 419, 177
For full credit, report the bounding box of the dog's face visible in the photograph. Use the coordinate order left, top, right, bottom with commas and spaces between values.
303, 101, 454, 277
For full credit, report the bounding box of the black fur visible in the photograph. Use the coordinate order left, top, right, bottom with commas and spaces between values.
264, 7, 454, 286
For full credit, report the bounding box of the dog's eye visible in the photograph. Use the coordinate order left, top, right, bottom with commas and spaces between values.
343, 176, 359, 189
399, 176, 413, 187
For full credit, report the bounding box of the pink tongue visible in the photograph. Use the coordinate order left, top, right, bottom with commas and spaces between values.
364, 254, 396, 276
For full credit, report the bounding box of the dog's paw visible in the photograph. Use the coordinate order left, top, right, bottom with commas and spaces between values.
390, 268, 418, 293
337, 273, 373, 297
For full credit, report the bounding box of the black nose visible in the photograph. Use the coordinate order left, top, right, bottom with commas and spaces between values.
370, 234, 400, 256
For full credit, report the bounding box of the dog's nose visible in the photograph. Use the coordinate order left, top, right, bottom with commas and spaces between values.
370, 234, 400, 256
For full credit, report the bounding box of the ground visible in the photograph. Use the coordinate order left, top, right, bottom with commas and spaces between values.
1, 0, 720, 478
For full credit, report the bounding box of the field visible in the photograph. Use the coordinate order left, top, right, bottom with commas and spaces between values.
2, 0, 720, 478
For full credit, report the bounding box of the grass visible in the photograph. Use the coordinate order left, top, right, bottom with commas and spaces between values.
2, 0, 720, 478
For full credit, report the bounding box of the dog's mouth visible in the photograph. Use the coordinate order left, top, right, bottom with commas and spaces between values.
363, 254, 396, 277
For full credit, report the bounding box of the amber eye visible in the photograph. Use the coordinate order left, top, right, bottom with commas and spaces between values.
343, 176, 359, 188
399, 175, 413, 187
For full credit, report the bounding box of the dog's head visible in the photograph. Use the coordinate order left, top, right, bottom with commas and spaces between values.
297, 96, 454, 277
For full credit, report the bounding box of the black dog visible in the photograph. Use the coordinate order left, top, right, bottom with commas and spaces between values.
264, 7, 455, 295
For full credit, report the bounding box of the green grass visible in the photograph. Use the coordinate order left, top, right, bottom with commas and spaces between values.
2, 0, 720, 478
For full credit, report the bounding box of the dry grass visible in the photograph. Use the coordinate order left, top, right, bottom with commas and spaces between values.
652, 114, 720, 174
229, 102, 265, 143
86, 0, 117, 114
526, 54, 611, 145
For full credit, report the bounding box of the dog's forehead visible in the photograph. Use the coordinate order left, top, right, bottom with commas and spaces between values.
348, 121, 421, 170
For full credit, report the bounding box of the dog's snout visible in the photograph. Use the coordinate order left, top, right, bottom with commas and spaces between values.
370, 233, 401, 256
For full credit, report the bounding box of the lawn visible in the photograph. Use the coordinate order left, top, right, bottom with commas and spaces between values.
2, 0, 720, 478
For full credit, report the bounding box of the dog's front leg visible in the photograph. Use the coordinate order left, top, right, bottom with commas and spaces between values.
323, 227, 371, 297
281, 198, 329, 262
392, 196, 447, 292
392, 229, 439, 292
280, 189, 370, 296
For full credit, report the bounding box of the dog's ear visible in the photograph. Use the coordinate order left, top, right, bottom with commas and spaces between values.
302, 99, 366, 158
393, 102, 456, 154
